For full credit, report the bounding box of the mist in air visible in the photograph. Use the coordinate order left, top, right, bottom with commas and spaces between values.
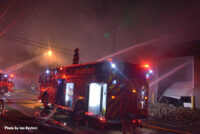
0, 0, 199, 88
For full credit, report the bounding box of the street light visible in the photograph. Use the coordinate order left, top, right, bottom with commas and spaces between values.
48, 50, 52, 56
43, 50, 53, 56
3, 50, 54, 74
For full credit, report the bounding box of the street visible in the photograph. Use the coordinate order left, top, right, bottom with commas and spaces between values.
0, 89, 197, 134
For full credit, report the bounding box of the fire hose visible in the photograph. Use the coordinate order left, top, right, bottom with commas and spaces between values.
34, 105, 58, 121
34, 96, 66, 121
0, 97, 58, 122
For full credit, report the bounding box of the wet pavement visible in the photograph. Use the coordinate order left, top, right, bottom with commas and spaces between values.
0, 89, 199, 134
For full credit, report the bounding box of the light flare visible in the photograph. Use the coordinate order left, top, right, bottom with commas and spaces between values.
3, 51, 53, 73
48, 50, 52, 56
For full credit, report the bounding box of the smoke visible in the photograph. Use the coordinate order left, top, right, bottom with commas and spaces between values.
0, 0, 200, 89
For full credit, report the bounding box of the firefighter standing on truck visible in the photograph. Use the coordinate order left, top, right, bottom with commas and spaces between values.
73, 48, 79, 64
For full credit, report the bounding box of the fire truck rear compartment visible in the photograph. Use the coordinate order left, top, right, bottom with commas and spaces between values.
87, 83, 107, 116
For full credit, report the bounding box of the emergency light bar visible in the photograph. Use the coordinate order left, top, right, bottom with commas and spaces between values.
111, 63, 116, 68
112, 80, 117, 85
149, 69, 153, 74
9, 74, 14, 78
46, 70, 50, 74
142, 64, 150, 68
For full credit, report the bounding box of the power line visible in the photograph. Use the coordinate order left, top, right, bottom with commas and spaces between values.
1, 35, 73, 56
0, 0, 35, 37
0, 0, 17, 21
0, 0, 73, 56
3, 33, 73, 53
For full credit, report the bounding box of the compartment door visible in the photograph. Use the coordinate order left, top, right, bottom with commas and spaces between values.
56, 79, 66, 105
88, 83, 107, 116
65, 82, 74, 108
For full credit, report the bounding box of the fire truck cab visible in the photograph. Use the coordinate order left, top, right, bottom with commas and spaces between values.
39, 61, 148, 125
0, 73, 14, 95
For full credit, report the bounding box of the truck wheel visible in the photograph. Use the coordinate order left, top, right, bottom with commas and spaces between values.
42, 94, 49, 109
0, 87, 7, 95
73, 102, 85, 122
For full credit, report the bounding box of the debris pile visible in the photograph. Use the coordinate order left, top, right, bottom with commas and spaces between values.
149, 103, 200, 126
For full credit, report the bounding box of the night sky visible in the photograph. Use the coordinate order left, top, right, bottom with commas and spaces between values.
0, 0, 200, 88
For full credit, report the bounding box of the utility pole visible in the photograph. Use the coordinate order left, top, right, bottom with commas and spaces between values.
105, 24, 124, 54
112, 30, 116, 53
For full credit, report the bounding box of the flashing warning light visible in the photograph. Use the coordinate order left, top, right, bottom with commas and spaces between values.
59, 67, 63, 71
111, 96, 115, 99
112, 80, 117, 85
9, 74, 14, 78
143, 64, 150, 68
99, 117, 106, 122
145, 96, 148, 100
107, 58, 112, 62
132, 120, 136, 123
149, 69, 153, 74
111, 63, 116, 68
48, 50, 52, 56
132, 89, 136, 93
41, 87, 46, 92
78, 96, 84, 100
62, 75, 66, 78
85, 112, 93, 116
4, 74, 8, 78
46, 70, 50, 74
138, 119, 141, 123
58, 79, 62, 84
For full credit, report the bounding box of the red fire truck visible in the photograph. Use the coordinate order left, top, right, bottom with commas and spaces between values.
0, 73, 14, 95
39, 61, 148, 126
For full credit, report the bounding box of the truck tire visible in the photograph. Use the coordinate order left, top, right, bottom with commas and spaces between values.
0, 87, 8, 95
73, 101, 85, 122
42, 93, 49, 109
